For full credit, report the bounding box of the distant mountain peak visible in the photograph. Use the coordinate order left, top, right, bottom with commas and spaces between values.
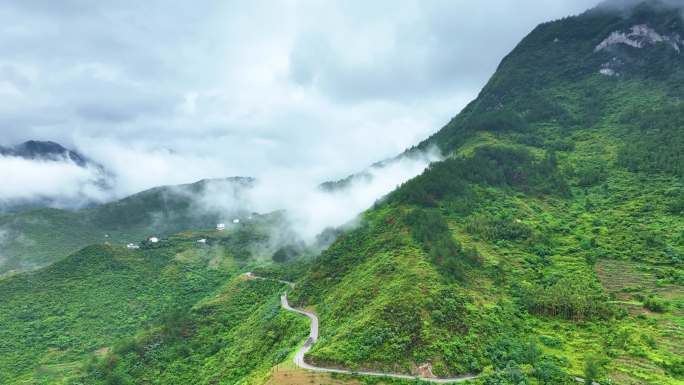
1, 140, 88, 166
598, 0, 684, 12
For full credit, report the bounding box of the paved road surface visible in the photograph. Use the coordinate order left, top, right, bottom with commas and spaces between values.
280, 293, 478, 384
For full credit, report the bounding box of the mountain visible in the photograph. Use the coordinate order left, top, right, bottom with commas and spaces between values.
419, 0, 684, 156
0, 140, 89, 166
290, 2, 684, 384
319, 147, 439, 192
2, 1, 684, 385
0, 177, 255, 275
0, 140, 115, 212
0, 222, 308, 384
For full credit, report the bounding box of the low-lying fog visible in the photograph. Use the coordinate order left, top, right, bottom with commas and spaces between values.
0, 144, 441, 243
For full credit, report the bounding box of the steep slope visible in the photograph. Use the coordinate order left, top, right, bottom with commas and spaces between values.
0, 177, 253, 275
285, 2, 684, 384
420, 0, 684, 157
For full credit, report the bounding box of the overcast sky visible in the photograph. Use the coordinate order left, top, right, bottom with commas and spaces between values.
0, 0, 600, 198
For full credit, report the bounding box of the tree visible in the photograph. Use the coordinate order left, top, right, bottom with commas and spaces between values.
272, 245, 299, 263
583, 355, 601, 385
484, 365, 529, 385
534, 357, 570, 385
524, 338, 541, 366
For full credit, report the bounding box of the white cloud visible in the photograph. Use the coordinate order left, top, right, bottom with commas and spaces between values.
0, 0, 601, 222
244, 147, 443, 240
0, 155, 111, 208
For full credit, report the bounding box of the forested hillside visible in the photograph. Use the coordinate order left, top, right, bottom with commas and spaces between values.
0, 216, 309, 384
289, 2, 684, 384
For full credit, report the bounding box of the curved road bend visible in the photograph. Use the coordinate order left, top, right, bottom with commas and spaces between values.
246, 273, 591, 384
280, 293, 478, 384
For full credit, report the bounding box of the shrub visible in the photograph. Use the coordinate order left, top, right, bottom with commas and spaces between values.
665, 359, 684, 378
466, 215, 532, 242
483, 366, 530, 385
583, 355, 603, 385
539, 335, 563, 348
486, 337, 526, 369
668, 195, 684, 215
534, 357, 571, 385
428, 288, 470, 333
643, 296, 669, 313
575, 163, 607, 187
617, 103, 684, 178
546, 138, 576, 152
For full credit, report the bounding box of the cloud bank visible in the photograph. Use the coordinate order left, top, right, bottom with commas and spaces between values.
0, 155, 111, 209
0, 1, 601, 230
244, 147, 443, 240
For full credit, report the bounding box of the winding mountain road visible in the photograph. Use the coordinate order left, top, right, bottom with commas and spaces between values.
245, 272, 477, 383
279, 292, 478, 384
246, 273, 597, 384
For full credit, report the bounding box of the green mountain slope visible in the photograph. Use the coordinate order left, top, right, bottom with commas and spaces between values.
80, 277, 308, 385
0, 212, 306, 385
287, 2, 684, 384
0, 177, 253, 275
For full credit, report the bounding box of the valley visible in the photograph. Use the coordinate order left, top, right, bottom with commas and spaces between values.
1, 1, 684, 385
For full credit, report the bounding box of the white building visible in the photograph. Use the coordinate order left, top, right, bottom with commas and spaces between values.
148, 237, 159, 243
216, 223, 226, 231
126, 243, 140, 249
232, 218, 240, 224
197, 238, 207, 244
